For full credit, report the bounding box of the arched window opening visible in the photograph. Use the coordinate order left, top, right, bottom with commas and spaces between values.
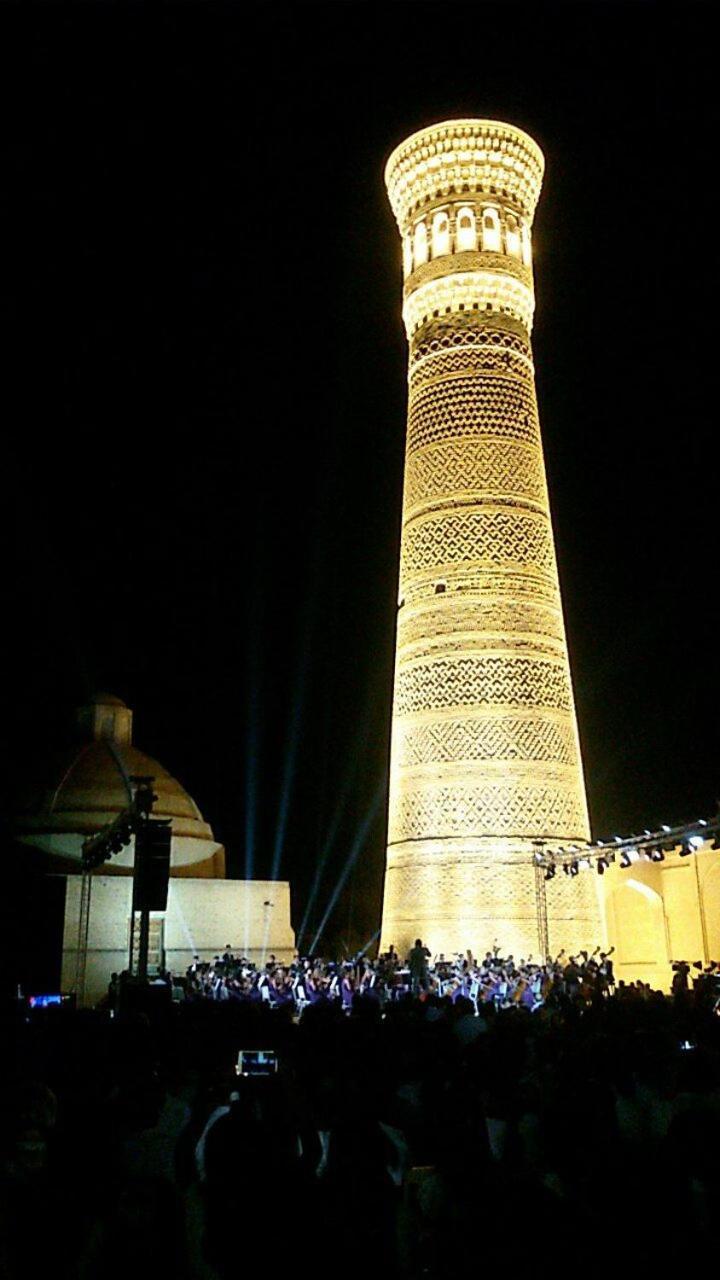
505, 212, 521, 258
521, 224, 532, 266
455, 205, 476, 251
482, 207, 501, 252
413, 220, 428, 267
403, 234, 413, 277
431, 211, 450, 258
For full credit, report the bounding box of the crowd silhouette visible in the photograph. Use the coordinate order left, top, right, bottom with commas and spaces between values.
2, 945, 720, 1279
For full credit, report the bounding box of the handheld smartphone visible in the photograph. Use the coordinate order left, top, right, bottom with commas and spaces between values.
235, 1049, 278, 1077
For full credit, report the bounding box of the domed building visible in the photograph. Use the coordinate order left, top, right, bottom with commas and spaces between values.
16, 693, 225, 877
15, 695, 295, 1004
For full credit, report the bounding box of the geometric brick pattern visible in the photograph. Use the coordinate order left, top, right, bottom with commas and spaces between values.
380, 119, 602, 956
401, 506, 556, 578
407, 373, 539, 452
389, 781, 589, 844
409, 324, 534, 376
394, 655, 575, 715
392, 715, 579, 768
404, 438, 548, 513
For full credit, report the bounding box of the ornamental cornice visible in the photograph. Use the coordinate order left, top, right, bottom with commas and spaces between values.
404, 250, 532, 298
386, 119, 544, 230
403, 271, 535, 338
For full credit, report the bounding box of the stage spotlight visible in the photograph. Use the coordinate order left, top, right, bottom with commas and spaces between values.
620, 851, 631, 868
597, 858, 608, 875
563, 863, 571, 876
570, 861, 579, 877
544, 865, 556, 882
680, 835, 704, 856
712, 833, 720, 851
650, 848, 665, 862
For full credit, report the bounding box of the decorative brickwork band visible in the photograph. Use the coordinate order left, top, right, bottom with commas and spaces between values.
381, 119, 604, 958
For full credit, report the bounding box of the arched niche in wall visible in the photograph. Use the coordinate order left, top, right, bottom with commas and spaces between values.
610, 878, 667, 966
431, 210, 450, 258
521, 224, 532, 266
481, 206, 501, 253
403, 233, 413, 277
455, 205, 477, 252
413, 220, 428, 267
505, 212, 521, 258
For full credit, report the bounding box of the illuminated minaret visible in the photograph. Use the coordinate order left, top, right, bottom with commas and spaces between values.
381, 119, 602, 958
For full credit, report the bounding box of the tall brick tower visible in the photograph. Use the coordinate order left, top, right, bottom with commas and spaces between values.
381, 119, 602, 959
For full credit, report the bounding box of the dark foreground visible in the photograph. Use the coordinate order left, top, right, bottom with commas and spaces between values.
2, 987, 719, 1279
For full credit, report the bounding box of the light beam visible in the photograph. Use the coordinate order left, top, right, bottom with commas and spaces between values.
310, 783, 385, 953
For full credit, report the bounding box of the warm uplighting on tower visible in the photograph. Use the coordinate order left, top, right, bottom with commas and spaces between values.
380, 119, 602, 958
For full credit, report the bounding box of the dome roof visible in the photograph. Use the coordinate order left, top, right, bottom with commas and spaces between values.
89, 691, 127, 707
16, 740, 213, 839
15, 695, 223, 873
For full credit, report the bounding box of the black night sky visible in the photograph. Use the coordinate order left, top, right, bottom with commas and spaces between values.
4, 2, 718, 953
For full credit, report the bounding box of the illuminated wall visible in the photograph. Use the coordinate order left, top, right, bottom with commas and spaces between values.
604, 842, 720, 991
62, 876, 296, 1006
381, 119, 602, 958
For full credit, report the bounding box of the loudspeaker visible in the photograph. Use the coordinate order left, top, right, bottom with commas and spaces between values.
133, 819, 171, 912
